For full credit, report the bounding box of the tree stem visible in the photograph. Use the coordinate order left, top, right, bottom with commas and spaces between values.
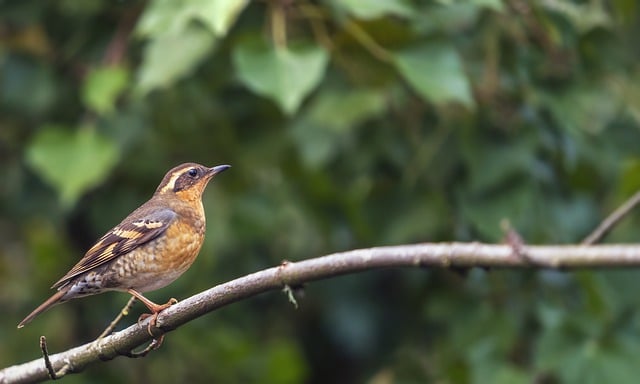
5, 242, 640, 383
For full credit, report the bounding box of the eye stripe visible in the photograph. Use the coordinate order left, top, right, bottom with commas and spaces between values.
158, 171, 182, 194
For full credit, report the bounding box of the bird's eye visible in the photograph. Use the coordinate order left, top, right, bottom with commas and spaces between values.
187, 168, 198, 177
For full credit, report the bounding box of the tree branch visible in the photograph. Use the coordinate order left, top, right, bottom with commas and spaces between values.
4, 242, 640, 383
582, 190, 640, 245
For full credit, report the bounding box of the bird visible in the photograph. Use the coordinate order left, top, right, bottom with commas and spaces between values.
18, 162, 230, 330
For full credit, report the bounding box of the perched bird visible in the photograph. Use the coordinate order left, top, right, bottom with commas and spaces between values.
18, 162, 230, 329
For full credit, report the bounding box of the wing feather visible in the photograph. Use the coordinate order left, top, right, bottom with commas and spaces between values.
52, 208, 177, 289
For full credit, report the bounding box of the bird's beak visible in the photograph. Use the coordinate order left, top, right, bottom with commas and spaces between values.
208, 164, 231, 177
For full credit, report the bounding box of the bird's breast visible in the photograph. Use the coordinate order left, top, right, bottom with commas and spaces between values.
107, 213, 206, 292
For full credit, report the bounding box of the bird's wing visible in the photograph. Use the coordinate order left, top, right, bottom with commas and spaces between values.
52, 208, 177, 289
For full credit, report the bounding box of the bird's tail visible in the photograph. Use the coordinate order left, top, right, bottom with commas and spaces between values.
17, 289, 68, 328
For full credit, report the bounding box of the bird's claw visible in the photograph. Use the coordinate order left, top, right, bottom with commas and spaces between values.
137, 297, 178, 337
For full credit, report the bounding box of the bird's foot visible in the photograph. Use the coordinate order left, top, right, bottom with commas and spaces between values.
137, 297, 178, 337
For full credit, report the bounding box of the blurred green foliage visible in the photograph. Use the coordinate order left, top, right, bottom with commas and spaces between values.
2, 0, 640, 383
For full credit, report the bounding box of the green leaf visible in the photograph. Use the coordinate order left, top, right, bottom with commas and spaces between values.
82, 66, 129, 114
233, 40, 329, 115
472, 0, 504, 11
290, 119, 339, 168
540, 84, 620, 134
413, 4, 483, 35
136, 0, 193, 37
331, 0, 415, 20
290, 87, 386, 168
541, 0, 611, 32
393, 42, 474, 108
137, 0, 248, 37
25, 126, 119, 207
136, 25, 215, 94
199, 0, 248, 36
306, 88, 386, 131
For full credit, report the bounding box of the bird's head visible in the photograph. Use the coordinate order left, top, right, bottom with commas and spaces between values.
155, 163, 230, 201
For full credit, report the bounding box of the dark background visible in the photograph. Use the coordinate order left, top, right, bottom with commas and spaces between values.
3, 1, 640, 383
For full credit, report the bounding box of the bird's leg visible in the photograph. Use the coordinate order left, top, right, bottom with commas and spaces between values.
127, 289, 178, 336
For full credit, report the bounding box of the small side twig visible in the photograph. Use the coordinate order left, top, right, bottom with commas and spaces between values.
121, 337, 164, 359
40, 336, 71, 380
278, 260, 299, 308
582, 190, 640, 245
98, 296, 137, 339
343, 20, 393, 63
501, 219, 529, 262
282, 285, 299, 309
270, 0, 288, 49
